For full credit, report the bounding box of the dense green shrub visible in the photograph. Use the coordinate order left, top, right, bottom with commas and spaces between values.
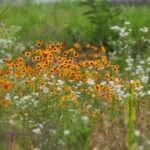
81, 0, 121, 46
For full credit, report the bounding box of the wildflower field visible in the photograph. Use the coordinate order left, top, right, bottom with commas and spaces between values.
0, 1, 150, 150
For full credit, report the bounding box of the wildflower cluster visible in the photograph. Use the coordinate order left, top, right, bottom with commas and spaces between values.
108, 21, 150, 58
0, 41, 125, 103
0, 23, 26, 59
0, 41, 145, 149
125, 55, 150, 97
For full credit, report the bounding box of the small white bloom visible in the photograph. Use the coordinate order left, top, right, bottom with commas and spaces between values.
87, 78, 95, 85
31, 77, 36, 80
14, 96, 19, 99
125, 67, 132, 71
32, 128, 41, 135
43, 87, 49, 93
141, 76, 148, 83
57, 87, 62, 91
33, 148, 41, 150
57, 79, 64, 85
38, 124, 44, 129
93, 147, 98, 150
146, 57, 150, 64
0, 59, 3, 63
134, 130, 140, 137
139, 27, 149, 33
124, 21, 130, 25
138, 146, 144, 150
146, 140, 150, 145
81, 115, 89, 124
120, 32, 129, 37
147, 90, 150, 95
110, 25, 120, 30
9, 119, 15, 125
63, 130, 70, 135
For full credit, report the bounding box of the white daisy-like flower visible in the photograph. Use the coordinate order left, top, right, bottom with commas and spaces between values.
63, 130, 70, 135
87, 78, 95, 85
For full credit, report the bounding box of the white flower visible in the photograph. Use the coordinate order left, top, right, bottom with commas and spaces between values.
81, 115, 89, 124
38, 124, 44, 129
93, 147, 98, 150
0, 59, 3, 63
146, 57, 150, 64
125, 67, 132, 71
57, 87, 62, 91
87, 78, 95, 85
138, 146, 144, 150
33, 148, 41, 150
57, 79, 64, 85
43, 87, 49, 93
141, 76, 148, 83
146, 140, 150, 145
119, 31, 129, 37
134, 130, 140, 137
63, 130, 70, 135
124, 21, 130, 25
147, 90, 150, 95
14, 96, 19, 99
9, 119, 15, 125
5, 93, 11, 100
31, 77, 36, 80
139, 27, 149, 33
32, 128, 41, 135
101, 81, 107, 85
110, 25, 120, 30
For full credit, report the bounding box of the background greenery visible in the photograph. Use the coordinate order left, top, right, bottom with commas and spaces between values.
0, 1, 150, 46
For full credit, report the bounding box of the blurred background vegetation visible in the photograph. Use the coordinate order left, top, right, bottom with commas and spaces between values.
0, 0, 150, 54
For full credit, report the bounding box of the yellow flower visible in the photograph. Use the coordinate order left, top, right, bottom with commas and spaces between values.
132, 80, 141, 89
73, 43, 81, 49
104, 72, 111, 80
100, 46, 106, 53
36, 40, 43, 47
111, 65, 119, 72
0, 80, 13, 91
0, 99, 10, 107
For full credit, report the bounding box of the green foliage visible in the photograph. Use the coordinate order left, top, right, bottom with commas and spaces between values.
81, 0, 121, 45
0, 2, 92, 46
0, 2, 150, 49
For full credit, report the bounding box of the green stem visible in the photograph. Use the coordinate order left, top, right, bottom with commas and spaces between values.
126, 88, 136, 150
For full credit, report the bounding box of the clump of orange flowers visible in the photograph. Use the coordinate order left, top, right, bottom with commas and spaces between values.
0, 41, 139, 108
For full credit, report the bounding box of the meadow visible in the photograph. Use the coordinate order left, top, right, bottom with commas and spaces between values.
0, 1, 150, 150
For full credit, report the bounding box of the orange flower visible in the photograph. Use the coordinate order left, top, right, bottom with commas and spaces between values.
100, 56, 108, 65
17, 57, 24, 65
94, 84, 100, 91
0, 80, 13, 91
36, 40, 43, 47
35, 56, 41, 61
100, 46, 106, 53
111, 65, 119, 72
132, 80, 141, 89
104, 72, 111, 80
25, 51, 31, 57
0, 99, 10, 107
73, 43, 81, 49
